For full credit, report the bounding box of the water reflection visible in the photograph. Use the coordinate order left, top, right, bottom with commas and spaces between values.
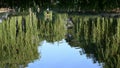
0, 11, 67, 68
67, 16, 120, 68
0, 19, 2, 23
27, 40, 101, 68
0, 10, 120, 68
0, 13, 40, 68
38, 13, 67, 42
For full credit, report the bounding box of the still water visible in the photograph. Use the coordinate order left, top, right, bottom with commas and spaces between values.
0, 11, 120, 68
27, 40, 101, 68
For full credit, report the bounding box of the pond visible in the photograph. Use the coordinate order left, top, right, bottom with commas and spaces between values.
0, 11, 120, 68
27, 40, 101, 68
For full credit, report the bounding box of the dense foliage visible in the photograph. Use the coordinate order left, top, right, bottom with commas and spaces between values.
0, 0, 120, 11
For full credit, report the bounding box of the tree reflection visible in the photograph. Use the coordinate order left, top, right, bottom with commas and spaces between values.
2, 10, 120, 68
0, 11, 68, 68
66, 16, 120, 68
38, 13, 67, 42
0, 13, 40, 68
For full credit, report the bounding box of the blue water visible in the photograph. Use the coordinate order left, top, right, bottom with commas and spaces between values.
0, 19, 2, 23
27, 39, 101, 68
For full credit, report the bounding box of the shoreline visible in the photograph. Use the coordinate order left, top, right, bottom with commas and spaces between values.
1, 8, 120, 18
0, 8, 14, 13
55, 10, 120, 17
